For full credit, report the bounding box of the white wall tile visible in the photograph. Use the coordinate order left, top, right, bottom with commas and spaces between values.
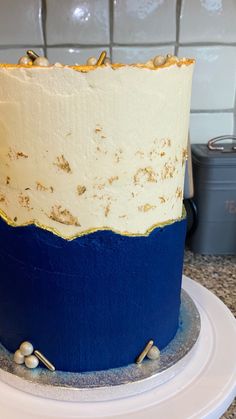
112, 46, 174, 64
0, 48, 44, 64
190, 112, 234, 144
0, 0, 43, 45
46, 0, 109, 45
180, 0, 236, 43
113, 0, 176, 43
179, 46, 236, 110
47, 47, 110, 65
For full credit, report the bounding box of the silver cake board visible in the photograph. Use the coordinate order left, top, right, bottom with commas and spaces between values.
0, 289, 201, 402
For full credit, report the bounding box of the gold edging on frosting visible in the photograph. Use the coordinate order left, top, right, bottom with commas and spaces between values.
0, 207, 185, 241
0, 59, 195, 72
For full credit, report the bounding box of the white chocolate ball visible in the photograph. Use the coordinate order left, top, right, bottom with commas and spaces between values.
25, 355, 39, 369
145, 59, 154, 68
19, 341, 34, 356
54, 62, 63, 68
13, 349, 25, 364
166, 55, 178, 63
33, 56, 50, 67
104, 57, 111, 65
153, 55, 166, 67
147, 345, 160, 360
86, 56, 97, 66
18, 56, 32, 65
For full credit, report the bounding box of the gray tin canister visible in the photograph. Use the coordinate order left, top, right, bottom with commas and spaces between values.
188, 136, 236, 255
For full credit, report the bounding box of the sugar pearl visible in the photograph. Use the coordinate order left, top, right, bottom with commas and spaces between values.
147, 345, 160, 360
19, 341, 34, 356
54, 62, 63, 68
104, 57, 111, 65
166, 55, 179, 63
153, 55, 166, 67
14, 349, 25, 364
18, 56, 32, 65
25, 355, 39, 369
33, 56, 50, 67
145, 60, 154, 68
86, 56, 97, 66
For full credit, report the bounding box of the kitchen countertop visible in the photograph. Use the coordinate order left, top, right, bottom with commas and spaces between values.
184, 249, 236, 418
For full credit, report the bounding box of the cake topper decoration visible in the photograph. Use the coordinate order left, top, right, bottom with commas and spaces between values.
13, 341, 55, 371
86, 56, 97, 66
27, 50, 39, 61
19, 341, 34, 356
34, 350, 56, 372
136, 340, 160, 364
13, 349, 25, 365
18, 50, 50, 67
104, 57, 111, 65
25, 354, 39, 369
86, 51, 111, 66
153, 55, 166, 66
96, 50, 107, 66
146, 345, 160, 360
145, 54, 181, 69
18, 55, 32, 65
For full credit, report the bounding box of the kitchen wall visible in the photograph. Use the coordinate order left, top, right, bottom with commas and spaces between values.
0, 0, 235, 144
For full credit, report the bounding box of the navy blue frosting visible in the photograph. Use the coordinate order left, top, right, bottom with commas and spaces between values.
0, 218, 186, 372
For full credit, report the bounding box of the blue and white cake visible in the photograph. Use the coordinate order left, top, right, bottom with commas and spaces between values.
0, 54, 194, 372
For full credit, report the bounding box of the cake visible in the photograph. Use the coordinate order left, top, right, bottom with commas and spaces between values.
0, 53, 194, 373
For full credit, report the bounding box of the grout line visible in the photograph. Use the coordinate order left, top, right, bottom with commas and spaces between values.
41, 0, 47, 57
0, 45, 45, 50
109, 0, 113, 60
45, 44, 110, 49
112, 41, 176, 47
179, 41, 236, 47
111, 41, 236, 47
45, 42, 175, 49
233, 78, 236, 135
0, 44, 110, 50
1, 42, 236, 50
191, 109, 234, 114
175, 0, 182, 56
112, 42, 176, 48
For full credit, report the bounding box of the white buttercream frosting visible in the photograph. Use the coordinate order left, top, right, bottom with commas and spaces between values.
0, 61, 194, 239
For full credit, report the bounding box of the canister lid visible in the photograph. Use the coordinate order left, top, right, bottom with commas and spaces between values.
192, 136, 236, 166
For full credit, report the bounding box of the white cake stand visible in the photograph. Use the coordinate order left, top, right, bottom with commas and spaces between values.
0, 275, 235, 419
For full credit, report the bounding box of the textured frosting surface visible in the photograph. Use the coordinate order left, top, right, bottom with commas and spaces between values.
0, 217, 186, 372
0, 63, 194, 239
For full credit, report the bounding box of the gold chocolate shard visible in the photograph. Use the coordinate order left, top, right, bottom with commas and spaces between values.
77, 185, 86, 195
50, 205, 80, 226
136, 340, 154, 364
97, 51, 107, 66
54, 155, 72, 173
34, 350, 55, 372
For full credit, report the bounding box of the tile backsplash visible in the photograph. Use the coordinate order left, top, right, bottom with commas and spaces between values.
46, 0, 110, 45
113, 0, 176, 43
0, 0, 235, 143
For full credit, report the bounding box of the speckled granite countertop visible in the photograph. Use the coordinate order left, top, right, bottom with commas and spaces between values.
184, 250, 236, 418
